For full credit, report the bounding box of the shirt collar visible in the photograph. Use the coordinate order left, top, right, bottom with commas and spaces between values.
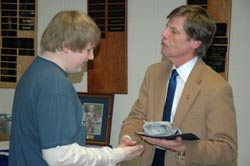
173, 56, 198, 82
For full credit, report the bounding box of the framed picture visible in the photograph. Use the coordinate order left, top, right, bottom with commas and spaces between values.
77, 92, 114, 146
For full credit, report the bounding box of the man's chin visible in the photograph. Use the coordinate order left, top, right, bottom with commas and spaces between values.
161, 49, 168, 57
69, 68, 83, 74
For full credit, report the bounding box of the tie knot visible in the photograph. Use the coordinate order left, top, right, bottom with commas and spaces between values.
171, 69, 178, 79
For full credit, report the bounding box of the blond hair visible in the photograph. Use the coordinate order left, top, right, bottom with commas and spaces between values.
40, 10, 100, 54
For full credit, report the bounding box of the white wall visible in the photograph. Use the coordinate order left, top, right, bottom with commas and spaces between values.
0, 0, 249, 165
229, 0, 250, 165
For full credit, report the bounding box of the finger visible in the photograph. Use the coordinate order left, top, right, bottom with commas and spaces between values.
120, 136, 130, 143
125, 140, 137, 146
175, 136, 183, 142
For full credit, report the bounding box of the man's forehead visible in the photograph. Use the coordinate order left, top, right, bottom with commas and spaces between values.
167, 16, 186, 30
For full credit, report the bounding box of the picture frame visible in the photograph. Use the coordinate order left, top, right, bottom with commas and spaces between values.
77, 92, 114, 146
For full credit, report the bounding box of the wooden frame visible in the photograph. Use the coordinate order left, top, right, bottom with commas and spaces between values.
77, 92, 114, 146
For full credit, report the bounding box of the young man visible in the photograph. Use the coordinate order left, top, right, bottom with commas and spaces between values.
119, 5, 237, 166
9, 10, 143, 166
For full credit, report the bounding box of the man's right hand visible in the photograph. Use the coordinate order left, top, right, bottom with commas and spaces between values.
118, 136, 144, 161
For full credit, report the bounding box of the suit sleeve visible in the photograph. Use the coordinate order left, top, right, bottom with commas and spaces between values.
119, 68, 151, 143
184, 84, 237, 165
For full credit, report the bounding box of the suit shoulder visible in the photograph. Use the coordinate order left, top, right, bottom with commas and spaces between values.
199, 64, 231, 89
204, 65, 227, 81
147, 61, 171, 72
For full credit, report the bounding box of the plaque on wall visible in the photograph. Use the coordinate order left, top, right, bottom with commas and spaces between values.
213, 37, 228, 44
0, 0, 37, 88
215, 23, 227, 36
187, 0, 207, 5
203, 59, 225, 72
88, 0, 127, 94
187, 0, 232, 80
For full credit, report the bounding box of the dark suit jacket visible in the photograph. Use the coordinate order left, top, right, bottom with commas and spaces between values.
120, 58, 237, 166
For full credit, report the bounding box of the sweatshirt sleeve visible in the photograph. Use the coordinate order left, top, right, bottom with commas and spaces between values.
42, 143, 125, 166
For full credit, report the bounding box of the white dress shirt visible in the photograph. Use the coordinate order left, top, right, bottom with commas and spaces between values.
169, 56, 198, 122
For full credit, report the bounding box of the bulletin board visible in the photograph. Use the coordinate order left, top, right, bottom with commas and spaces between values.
187, 0, 232, 80
0, 0, 37, 88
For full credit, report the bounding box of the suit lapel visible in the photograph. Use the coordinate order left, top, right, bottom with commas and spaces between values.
173, 58, 205, 127
154, 61, 172, 121
173, 81, 201, 127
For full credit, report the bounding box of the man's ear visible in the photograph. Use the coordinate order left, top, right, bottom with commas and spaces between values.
191, 39, 202, 49
62, 42, 71, 54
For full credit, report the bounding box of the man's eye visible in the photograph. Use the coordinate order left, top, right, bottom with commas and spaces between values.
170, 28, 176, 33
171, 29, 179, 34
86, 48, 94, 54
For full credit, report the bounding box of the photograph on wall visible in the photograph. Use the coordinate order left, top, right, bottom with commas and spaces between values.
77, 93, 114, 146
83, 103, 103, 135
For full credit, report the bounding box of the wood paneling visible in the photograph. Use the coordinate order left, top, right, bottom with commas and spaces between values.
88, 0, 127, 94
